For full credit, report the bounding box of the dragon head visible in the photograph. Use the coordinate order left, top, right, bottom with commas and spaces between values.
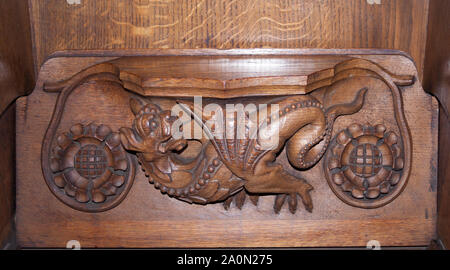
119, 98, 187, 162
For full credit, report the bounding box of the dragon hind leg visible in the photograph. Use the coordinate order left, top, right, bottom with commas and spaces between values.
243, 153, 313, 214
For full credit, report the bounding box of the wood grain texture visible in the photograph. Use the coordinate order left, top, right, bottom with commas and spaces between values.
423, 0, 450, 116
29, 0, 430, 80
17, 219, 434, 248
0, 0, 33, 248
16, 51, 437, 248
0, 0, 35, 114
423, 0, 450, 249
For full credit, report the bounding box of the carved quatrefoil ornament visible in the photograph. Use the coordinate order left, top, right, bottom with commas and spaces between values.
324, 123, 405, 208
48, 123, 135, 212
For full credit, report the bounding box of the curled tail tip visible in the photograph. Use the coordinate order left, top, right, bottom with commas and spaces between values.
359, 87, 368, 99
354, 86, 368, 109
326, 87, 368, 117
349, 87, 368, 108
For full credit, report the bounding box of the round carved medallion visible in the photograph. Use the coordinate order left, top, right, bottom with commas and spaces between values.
48, 123, 135, 212
324, 123, 405, 208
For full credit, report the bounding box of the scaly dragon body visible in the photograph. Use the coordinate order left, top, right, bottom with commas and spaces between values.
120, 88, 367, 213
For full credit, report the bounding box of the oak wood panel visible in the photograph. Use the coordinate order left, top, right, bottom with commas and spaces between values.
423, 0, 450, 116
29, 0, 430, 80
16, 51, 437, 248
17, 219, 434, 248
423, 0, 450, 249
0, 0, 34, 248
0, 0, 35, 114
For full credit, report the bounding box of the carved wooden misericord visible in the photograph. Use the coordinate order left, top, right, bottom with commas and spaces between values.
40, 53, 414, 214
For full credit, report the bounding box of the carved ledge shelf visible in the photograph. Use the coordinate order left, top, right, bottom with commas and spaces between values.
16, 49, 437, 248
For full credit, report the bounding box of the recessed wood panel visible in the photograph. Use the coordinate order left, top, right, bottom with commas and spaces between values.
29, 0, 430, 80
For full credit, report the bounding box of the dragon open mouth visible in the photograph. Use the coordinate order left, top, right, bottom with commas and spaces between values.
158, 137, 188, 153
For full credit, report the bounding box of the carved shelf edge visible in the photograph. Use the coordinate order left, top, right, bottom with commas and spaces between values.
39, 50, 416, 213
118, 58, 413, 99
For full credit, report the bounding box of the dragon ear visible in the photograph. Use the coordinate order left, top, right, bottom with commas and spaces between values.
130, 97, 146, 116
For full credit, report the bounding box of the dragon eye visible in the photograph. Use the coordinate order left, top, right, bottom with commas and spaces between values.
142, 119, 151, 135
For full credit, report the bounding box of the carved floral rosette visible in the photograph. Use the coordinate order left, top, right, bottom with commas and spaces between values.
324, 123, 405, 208
48, 123, 135, 212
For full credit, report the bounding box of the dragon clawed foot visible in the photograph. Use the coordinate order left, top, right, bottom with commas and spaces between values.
222, 183, 313, 214
274, 184, 313, 214
223, 189, 259, 211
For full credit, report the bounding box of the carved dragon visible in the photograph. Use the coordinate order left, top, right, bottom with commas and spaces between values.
119, 88, 367, 213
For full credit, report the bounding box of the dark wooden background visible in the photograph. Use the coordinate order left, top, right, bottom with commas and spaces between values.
0, 0, 448, 248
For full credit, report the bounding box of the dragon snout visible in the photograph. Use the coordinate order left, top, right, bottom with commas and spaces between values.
158, 138, 188, 153
119, 127, 145, 152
